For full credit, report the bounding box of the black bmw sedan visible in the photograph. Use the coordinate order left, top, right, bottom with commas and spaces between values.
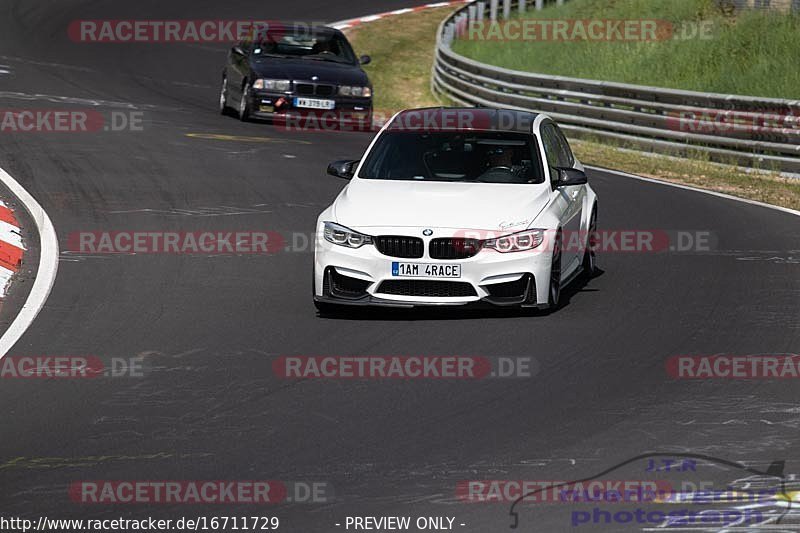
219, 24, 373, 124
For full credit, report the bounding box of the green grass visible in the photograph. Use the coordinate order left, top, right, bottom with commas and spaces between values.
452, 0, 800, 98
345, 8, 452, 113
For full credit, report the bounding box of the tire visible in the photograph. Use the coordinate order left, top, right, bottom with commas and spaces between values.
547, 230, 563, 311
238, 82, 251, 122
582, 206, 598, 279
219, 76, 230, 115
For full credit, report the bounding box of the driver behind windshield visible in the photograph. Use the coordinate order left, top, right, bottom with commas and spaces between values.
483, 147, 528, 182
253, 33, 354, 64
311, 39, 338, 55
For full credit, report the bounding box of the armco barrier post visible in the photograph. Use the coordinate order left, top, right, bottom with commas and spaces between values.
536, 0, 544, 9
458, 13, 468, 36
490, 0, 499, 21
477, 1, 486, 20
519, 0, 527, 13
503, 0, 512, 18
444, 23, 454, 45
468, 4, 477, 24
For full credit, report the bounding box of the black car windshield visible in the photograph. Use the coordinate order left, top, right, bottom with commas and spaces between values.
359, 131, 544, 184
252, 32, 357, 64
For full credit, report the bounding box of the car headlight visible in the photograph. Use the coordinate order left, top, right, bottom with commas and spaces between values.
339, 86, 372, 98
252, 79, 291, 91
484, 229, 545, 253
323, 222, 373, 249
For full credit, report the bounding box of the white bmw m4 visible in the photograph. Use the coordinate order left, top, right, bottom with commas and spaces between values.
313, 107, 598, 313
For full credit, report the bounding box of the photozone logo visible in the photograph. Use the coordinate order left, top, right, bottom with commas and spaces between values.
273, 356, 538, 379
0, 110, 144, 133
570, 507, 763, 528
506, 452, 798, 529
0, 356, 144, 379
70, 481, 332, 504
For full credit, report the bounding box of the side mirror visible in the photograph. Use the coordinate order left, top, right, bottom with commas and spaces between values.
359, 55, 372, 65
555, 167, 588, 187
328, 160, 358, 180
232, 45, 245, 56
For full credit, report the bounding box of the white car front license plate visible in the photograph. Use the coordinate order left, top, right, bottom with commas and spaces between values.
392, 262, 461, 278
293, 98, 335, 110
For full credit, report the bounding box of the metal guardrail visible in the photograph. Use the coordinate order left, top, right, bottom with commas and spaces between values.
431, 0, 800, 172
721, 0, 800, 12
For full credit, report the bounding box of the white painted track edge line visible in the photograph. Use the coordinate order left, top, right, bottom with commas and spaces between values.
0, 166, 59, 358
328, 0, 469, 27
585, 165, 800, 218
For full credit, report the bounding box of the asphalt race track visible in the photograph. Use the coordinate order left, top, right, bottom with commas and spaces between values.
0, 0, 799, 531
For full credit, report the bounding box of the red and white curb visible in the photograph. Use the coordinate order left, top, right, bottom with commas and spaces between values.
331, 1, 471, 30
0, 199, 24, 296
0, 165, 58, 358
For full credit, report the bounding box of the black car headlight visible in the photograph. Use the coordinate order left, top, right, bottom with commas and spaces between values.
253, 79, 291, 91
323, 222, 373, 249
339, 86, 372, 98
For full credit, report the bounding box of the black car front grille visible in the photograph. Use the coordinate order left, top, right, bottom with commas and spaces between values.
429, 238, 483, 260
315, 84, 335, 97
376, 280, 477, 298
295, 83, 314, 96
375, 236, 424, 259
295, 83, 336, 97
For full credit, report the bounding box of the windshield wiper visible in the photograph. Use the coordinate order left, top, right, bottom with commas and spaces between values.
255, 53, 294, 59
304, 56, 348, 64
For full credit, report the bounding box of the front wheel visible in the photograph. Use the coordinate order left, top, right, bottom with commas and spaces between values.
219, 76, 230, 115
238, 83, 251, 121
547, 230, 563, 311
582, 206, 598, 279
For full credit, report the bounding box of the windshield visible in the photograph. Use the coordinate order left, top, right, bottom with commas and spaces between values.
359, 131, 544, 184
252, 32, 357, 64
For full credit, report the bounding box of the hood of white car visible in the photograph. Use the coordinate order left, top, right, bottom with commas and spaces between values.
333, 179, 552, 231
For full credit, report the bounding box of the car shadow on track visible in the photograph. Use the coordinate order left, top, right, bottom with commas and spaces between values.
317, 269, 605, 321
